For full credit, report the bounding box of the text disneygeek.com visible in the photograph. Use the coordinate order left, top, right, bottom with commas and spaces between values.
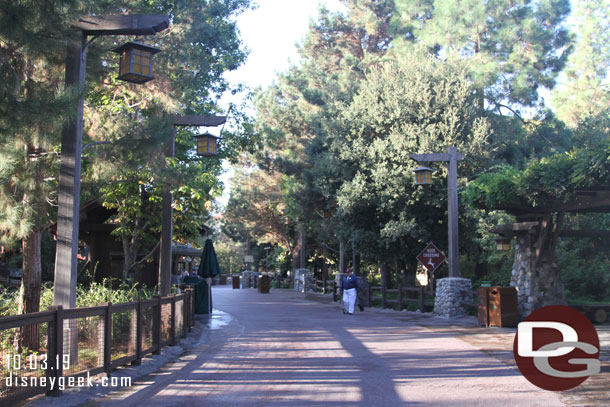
3, 354, 131, 391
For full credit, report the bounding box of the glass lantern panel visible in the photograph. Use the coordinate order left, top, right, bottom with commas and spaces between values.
416, 171, 432, 184
197, 137, 206, 154
120, 51, 131, 76
208, 137, 217, 155
131, 49, 152, 76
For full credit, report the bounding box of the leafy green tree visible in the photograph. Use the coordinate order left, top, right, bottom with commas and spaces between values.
1, 0, 253, 316
331, 48, 492, 274
79, 0, 253, 284
223, 167, 301, 269
246, 2, 396, 272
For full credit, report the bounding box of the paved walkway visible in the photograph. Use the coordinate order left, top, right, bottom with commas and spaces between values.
27, 285, 609, 406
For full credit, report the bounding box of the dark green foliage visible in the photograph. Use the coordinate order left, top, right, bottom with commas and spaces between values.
465, 139, 610, 211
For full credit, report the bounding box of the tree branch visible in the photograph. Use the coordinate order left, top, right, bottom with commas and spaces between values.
127, 240, 161, 273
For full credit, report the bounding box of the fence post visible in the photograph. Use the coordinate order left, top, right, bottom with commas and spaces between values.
419, 286, 425, 312
332, 280, 337, 302
181, 294, 188, 338
187, 288, 193, 330
191, 287, 195, 326
153, 296, 161, 355
381, 281, 387, 309
170, 294, 176, 346
368, 284, 372, 306
101, 302, 112, 378
45, 305, 63, 397
398, 280, 404, 311
132, 300, 143, 366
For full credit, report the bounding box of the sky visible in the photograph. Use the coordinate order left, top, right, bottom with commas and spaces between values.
224, 0, 346, 94
216, 0, 346, 207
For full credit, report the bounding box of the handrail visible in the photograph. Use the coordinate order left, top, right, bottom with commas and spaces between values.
0, 288, 195, 406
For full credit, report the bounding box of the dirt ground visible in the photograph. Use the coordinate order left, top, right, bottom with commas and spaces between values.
418, 321, 610, 407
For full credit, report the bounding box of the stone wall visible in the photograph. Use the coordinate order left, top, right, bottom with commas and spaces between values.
434, 277, 473, 317
510, 236, 566, 318
241, 271, 259, 289
294, 269, 314, 292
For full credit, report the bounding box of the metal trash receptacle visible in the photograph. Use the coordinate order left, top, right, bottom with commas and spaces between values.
258, 275, 270, 293
488, 286, 518, 327
232, 275, 240, 289
220, 275, 227, 285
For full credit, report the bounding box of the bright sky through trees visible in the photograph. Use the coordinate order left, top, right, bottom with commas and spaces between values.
217, 0, 345, 207
224, 0, 346, 91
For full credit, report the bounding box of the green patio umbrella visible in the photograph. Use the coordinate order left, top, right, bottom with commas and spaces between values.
199, 238, 221, 313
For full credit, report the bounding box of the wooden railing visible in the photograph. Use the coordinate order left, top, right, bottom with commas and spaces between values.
0, 289, 194, 406
314, 279, 336, 295
369, 282, 429, 311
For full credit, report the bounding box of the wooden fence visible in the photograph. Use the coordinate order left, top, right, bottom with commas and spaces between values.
369, 283, 429, 311
0, 289, 194, 406
314, 279, 336, 295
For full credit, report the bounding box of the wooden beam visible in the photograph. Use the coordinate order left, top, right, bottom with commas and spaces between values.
548, 192, 610, 212
409, 152, 465, 162
493, 221, 540, 235
171, 114, 227, 127
498, 192, 610, 215
72, 15, 170, 35
559, 230, 610, 238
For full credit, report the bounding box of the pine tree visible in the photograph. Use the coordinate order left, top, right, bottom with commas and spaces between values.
393, 0, 572, 111
551, 0, 610, 128
1, 0, 81, 349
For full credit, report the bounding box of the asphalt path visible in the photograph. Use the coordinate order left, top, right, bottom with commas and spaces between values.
84, 285, 564, 407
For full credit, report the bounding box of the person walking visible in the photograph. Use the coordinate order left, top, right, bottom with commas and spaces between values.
341, 267, 360, 315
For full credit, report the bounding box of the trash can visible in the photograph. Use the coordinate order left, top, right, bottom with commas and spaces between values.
488, 286, 518, 327
183, 276, 211, 314
258, 275, 270, 294
232, 275, 240, 289
220, 275, 227, 285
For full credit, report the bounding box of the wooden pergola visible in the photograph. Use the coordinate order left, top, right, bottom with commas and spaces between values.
493, 188, 610, 318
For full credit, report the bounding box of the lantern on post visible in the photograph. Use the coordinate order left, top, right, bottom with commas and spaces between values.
495, 236, 512, 251
194, 131, 220, 156
413, 166, 434, 185
112, 41, 161, 84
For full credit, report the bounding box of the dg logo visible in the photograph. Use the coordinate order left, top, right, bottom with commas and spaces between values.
513, 305, 601, 391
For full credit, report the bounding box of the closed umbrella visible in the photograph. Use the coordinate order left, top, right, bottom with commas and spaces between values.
199, 238, 221, 314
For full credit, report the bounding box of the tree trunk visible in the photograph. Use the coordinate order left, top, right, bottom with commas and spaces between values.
122, 235, 137, 281
380, 262, 388, 308
339, 240, 345, 274
511, 213, 567, 318
352, 241, 360, 276
299, 225, 306, 270
18, 228, 42, 351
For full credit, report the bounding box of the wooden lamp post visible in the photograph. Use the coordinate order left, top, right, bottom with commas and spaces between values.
157, 115, 226, 297
410, 146, 464, 278
54, 15, 169, 310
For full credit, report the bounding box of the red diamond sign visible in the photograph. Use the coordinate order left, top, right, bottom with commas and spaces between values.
416, 242, 446, 273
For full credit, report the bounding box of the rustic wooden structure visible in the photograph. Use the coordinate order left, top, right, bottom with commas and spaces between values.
55, 15, 170, 310
157, 115, 226, 296
410, 147, 465, 278
0, 289, 194, 405
79, 199, 203, 286
494, 189, 610, 318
